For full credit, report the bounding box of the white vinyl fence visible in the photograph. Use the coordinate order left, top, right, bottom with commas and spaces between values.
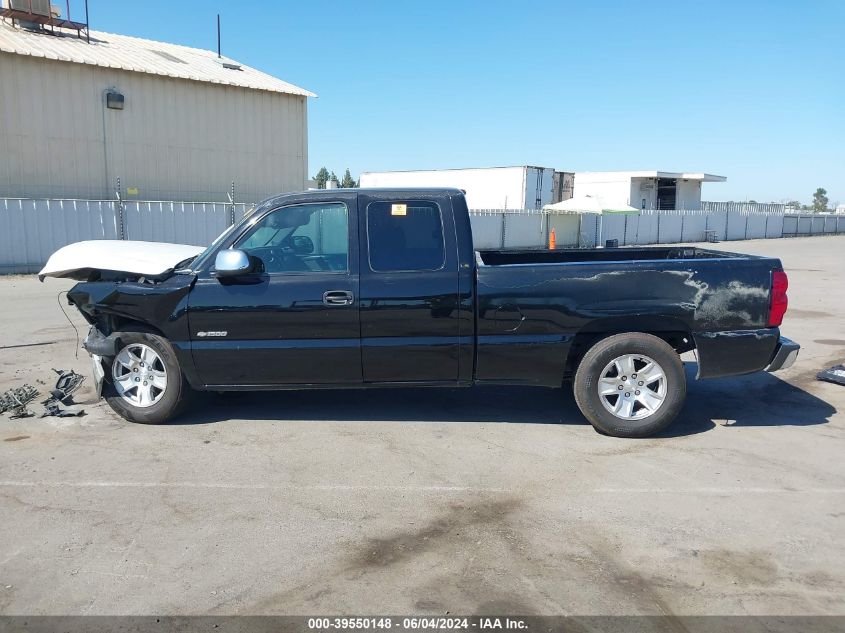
1, 197, 844, 274
0, 198, 249, 274
596, 209, 788, 247
468, 209, 845, 250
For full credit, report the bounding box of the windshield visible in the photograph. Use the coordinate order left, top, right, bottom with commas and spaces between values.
188, 212, 256, 271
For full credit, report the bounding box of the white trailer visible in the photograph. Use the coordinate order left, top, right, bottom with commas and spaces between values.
359, 166, 559, 210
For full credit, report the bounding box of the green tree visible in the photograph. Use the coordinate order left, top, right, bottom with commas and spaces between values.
341, 168, 356, 188
329, 171, 339, 187
787, 200, 802, 210
314, 167, 330, 189
812, 188, 829, 212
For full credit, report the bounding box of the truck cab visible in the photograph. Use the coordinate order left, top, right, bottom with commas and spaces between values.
186, 189, 474, 387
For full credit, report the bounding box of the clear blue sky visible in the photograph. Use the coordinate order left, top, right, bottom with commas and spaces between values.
80, 0, 844, 205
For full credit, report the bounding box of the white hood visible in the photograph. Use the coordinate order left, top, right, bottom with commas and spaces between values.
39, 240, 205, 280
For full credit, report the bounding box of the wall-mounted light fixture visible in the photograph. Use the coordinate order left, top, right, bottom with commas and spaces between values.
105, 90, 124, 110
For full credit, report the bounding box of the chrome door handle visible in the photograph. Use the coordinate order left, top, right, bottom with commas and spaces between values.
323, 290, 354, 306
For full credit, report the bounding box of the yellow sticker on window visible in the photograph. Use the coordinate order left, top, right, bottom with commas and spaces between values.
126, 187, 139, 195
391, 203, 407, 216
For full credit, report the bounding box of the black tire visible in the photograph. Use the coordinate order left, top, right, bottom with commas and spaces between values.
102, 330, 192, 424
573, 332, 686, 438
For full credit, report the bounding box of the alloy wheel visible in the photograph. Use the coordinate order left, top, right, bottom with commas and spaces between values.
112, 343, 168, 408
597, 353, 667, 420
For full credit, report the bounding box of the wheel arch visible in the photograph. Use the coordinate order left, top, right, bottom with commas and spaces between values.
97, 315, 167, 340
564, 315, 694, 382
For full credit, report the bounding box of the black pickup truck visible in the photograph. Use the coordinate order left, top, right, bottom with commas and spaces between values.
40, 188, 798, 437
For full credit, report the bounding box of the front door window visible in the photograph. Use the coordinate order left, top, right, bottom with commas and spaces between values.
237, 202, 349, 274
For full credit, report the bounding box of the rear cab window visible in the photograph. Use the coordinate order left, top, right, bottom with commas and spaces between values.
366, 200, 445, 272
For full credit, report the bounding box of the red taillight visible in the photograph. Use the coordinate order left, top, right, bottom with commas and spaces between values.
768, 270, 789, 327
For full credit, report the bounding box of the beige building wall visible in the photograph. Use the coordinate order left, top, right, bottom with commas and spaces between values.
0, 54, 308, 202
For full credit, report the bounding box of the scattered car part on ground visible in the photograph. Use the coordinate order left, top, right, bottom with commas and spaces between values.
40, 399, 85, 417
40, 369, 86, 417
0, 385, 39, 419
817, 364, 845, 386
48, 368, 85, 403
1, 370, 87, 419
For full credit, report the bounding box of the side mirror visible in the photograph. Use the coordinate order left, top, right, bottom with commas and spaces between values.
213, 249, 251, 277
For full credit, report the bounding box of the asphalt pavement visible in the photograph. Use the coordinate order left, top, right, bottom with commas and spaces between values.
0, 235, 843, 616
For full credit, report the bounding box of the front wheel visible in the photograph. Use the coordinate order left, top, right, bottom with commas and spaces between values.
103, 330, 191, 424
573, 332, 686, 438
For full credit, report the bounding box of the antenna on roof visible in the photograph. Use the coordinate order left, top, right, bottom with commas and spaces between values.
216, 13, 221, 58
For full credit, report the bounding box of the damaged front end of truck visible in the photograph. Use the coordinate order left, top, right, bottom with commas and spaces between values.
39, 240, 204, 396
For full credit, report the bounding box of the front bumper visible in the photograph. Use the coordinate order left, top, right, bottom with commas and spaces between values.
82, 326, 112, 399
766, 336, 800, 372
83, 325, 120, 357
91, 354, 106, 398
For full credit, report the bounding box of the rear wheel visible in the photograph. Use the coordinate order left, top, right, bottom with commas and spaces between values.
573, 332, 686, 437
103, 331, 191, 424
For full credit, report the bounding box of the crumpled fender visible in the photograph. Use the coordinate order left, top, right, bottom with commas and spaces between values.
67, 273, 197, 342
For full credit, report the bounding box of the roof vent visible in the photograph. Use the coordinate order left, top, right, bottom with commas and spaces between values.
150, 49, 187, 64
221, 61, 242, 71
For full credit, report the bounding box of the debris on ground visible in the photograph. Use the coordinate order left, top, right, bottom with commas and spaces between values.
40, 399, 85, 418
2, 370, 87, 420
40, 369, 86, 417
49, 369, 85, 403
817, 364, 845, 387
0, 385, 39, 419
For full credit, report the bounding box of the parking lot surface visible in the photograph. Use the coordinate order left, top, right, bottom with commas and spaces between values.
0, 235, 843, 616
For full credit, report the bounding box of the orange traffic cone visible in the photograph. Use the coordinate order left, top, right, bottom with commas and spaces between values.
549, 227, 556, 250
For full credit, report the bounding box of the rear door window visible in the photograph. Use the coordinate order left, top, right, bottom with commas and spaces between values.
366, 201, 445, 272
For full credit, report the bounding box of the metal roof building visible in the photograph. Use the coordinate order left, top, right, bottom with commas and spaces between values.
0, 14, 314, 202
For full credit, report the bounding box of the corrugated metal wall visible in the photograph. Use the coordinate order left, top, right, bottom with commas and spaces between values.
0, 54, 307, 203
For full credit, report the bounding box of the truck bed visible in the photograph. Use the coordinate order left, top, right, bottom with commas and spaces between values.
476, 246, 756, 266
473, 245, 783, 385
